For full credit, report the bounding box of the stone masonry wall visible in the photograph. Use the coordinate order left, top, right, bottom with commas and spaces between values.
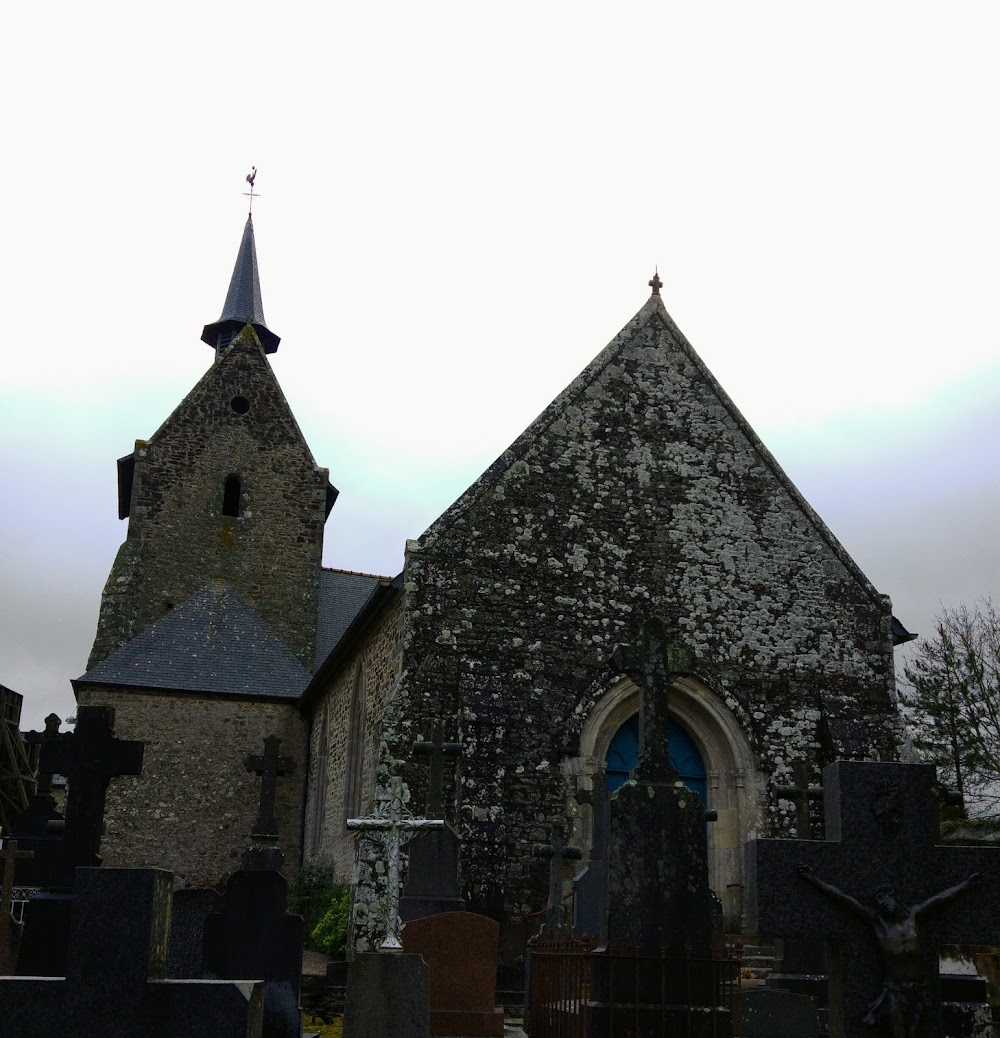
89, 327, 329, 670
77, 686, 307, 888
384, 295, 904, 931
304, 597, 404, 884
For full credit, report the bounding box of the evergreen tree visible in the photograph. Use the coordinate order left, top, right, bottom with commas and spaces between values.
901, 599, 1000, 818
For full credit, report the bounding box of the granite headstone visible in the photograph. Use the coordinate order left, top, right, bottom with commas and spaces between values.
401, 911, 504, 1037
0, 867, 264, 1038
747, 760, 1000, 1038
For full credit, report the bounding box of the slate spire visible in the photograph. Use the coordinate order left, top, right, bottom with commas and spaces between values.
201, 214, 281, 355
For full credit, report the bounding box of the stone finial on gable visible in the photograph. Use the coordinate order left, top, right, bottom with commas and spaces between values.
648, 270, 662, 296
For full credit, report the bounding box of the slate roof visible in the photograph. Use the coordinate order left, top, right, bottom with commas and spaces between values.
76, 582, 310, 699
201, 214, 280, 354
315, 569, 391, 668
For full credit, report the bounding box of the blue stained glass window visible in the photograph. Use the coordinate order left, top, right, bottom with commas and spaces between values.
605, 714, 707, 805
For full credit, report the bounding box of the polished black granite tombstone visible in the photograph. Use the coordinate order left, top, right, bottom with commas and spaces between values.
202, 734, 304, 1038
584, 621, 728, 1036
0, 868, 263, 1038
748, 760, 1000, 1038
167, 888, 223, 979
14, 706, 144, 977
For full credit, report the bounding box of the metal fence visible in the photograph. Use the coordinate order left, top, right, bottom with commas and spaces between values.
528, 933, 743, 1038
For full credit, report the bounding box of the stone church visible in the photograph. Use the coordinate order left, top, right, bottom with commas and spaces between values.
73, 213, 908, 953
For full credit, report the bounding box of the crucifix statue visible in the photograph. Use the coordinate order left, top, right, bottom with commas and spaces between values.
799, 866, 980, 1038
348, 776, 444, 951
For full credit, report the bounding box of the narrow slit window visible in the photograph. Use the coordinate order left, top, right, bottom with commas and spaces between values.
222, 475, 242, 517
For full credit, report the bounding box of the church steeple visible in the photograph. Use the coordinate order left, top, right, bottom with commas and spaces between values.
201, 214, 281, 355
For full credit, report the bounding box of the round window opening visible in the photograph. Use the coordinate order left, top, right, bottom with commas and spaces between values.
231, 396, 250, 414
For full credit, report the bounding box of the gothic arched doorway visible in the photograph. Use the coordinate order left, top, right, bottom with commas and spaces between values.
573, 675, 763, 930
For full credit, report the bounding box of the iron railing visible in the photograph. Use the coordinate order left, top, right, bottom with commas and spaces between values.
528, 933, 743, 1038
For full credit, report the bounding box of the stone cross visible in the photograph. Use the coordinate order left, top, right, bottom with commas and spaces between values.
575, 773, 612, 866
0, 840, 33, 974
774, 760, 824, 838
747, 760, 1000, 1038
534, 825, 582, 931
611, 618, 692, 783
412, 723, 463, 817
244, 735, 296, 840
573, 773, 611, 940
22, 714, 62, 799
39, 705, 144, 869
348, 776, 444, 952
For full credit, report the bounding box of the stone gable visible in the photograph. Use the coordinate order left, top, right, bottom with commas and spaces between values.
380, 293, 902, 933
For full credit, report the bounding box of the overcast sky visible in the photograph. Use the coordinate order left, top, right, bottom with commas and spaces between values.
2, 4, 998, 731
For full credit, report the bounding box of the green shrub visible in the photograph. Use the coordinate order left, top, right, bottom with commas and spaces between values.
288, 859, 342, 935
311, 888, 351, 959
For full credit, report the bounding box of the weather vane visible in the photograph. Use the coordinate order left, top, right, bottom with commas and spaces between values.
243, 167, 259, 216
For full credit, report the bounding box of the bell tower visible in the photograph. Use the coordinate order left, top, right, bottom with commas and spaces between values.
88, 204, 336, 670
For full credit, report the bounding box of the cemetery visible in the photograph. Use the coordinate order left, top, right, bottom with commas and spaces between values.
3, 627, 1000, 1038
1, 206, 997, 1036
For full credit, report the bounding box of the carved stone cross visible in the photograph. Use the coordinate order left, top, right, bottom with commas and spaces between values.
39, 706, 144, 868
412, 722, 463, 817
611, 618, 692, 784
534, 825, 582, 931
348, 775, 444, 952
244, 735, 296, 840
774, 760, 824, 839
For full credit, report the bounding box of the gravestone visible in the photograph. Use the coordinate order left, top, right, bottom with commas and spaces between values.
0, 840, 32, 974
747, 760, 1000, 1038
0, 867, 264, 1037
572, 770, 611, 942
400, 723, 465, 921
402, 911, 504, 1037
348, 774, 444, 951
8, 714, 66, 894
16, 705, 144, 976
242, 734, 295, 870
770, 762, 828, 988
589, 620, 727, 1035
345, 774, 442, 1038
533, 825, 582, 933
203, 735, 304, 1038
605, 621, 719, 961
344, 952, 430, 1038
39, 705, 144, 870
167, 888, 223, 978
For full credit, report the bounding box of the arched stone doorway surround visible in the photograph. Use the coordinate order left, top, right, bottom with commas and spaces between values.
568, 674, 763, 930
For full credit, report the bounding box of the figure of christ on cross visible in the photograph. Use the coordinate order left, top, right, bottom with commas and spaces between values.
348, 776, 444, 952
798, 866, 981, 1038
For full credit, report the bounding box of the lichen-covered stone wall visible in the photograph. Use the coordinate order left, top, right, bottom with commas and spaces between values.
304, 597, 404, 882
89, 327, 329, 670
76, 686, 307, 888
382, 295, 903, 934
